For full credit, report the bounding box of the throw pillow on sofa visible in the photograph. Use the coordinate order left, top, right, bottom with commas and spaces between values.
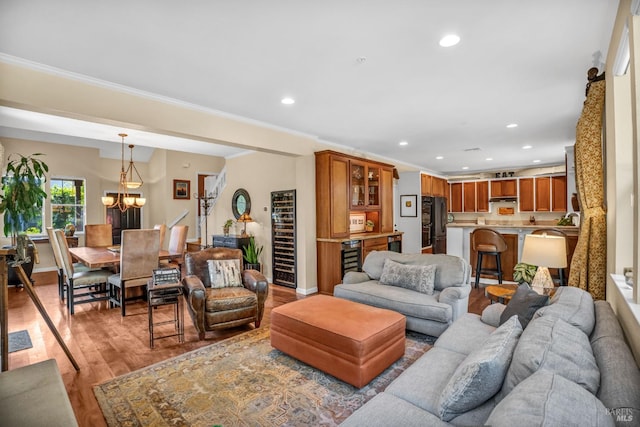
486, 371, 614, 427
501, 316, 600, 396
438, 315, 523, 421
207, 259, 243, 288
499, 284, 549, 329
379, 258, 436, 295
533, 286, 595, 335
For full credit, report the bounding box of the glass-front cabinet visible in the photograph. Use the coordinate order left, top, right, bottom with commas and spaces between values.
350, 162, 380, 209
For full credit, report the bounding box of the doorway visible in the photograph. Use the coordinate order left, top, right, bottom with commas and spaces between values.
105, 192, 142, 244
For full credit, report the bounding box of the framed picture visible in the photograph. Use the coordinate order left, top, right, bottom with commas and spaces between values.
400, 194, 417, 217
173, 179, 190, 200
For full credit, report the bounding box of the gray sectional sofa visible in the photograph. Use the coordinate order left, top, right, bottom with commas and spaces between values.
334, 251, 471, 337
341, 286, 640, 426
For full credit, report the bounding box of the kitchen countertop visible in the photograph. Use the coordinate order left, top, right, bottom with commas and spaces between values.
317, 231, 403, 243
447, 222, 579, 233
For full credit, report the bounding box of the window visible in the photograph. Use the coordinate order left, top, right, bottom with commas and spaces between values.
50, 178, 86, 233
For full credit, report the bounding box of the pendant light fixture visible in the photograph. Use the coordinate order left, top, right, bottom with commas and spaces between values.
101, 133, 146, 212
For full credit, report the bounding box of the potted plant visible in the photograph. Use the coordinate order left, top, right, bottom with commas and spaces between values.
0, 153, 49, 284
223, 218, 234, 236
242, 236, 263, 271
365, 219, 375, 232
513, 262, 537, 285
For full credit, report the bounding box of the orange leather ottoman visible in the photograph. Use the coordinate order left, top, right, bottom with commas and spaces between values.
270, 294, 406, 388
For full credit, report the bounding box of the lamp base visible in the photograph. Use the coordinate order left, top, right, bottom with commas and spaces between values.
531, 266, 555, 295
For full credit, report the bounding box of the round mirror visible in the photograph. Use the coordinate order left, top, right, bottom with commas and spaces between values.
232, 188, 251, 219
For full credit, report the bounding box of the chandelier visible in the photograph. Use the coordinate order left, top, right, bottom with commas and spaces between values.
101, 133, 146, 212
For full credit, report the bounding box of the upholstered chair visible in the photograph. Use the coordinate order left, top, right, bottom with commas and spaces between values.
55, 229, 112, 315
183, 247, 268, 340
84, 223, 113, 247
47, 227, 90, 301
153, 224, 167, 250
108, 229, 160, 316
160, 225, 188, 270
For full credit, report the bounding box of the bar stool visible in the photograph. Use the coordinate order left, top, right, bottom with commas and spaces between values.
471, 228, 508, 288
531, 228, 568, 286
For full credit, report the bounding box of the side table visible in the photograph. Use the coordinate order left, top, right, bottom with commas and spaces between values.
484, 284, 519, 304
147, 280, 184, 348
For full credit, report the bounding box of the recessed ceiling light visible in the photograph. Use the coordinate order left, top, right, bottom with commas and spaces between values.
522, 145, 533, 150
399, 141, 408, 146
461, 166, 469, 170
506, 123, 518, 128
486, 157, 493, 161
439, 34, 460, 47
281, 97, 295, 105
435, 156, 444, 160
532, 159, 541, 163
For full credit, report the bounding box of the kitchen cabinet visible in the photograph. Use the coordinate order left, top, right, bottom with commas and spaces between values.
362, 236, 388, 260
380, 168, 394, 232
421, 174, 432, 196
491, 179, 517, 197
316, 152, 350, 238
350, 161, 381, 210
535, 177, 551, 211
432, 177, 447, 198
470, 233, 518, 282
449, 182, 463, 212
551, 175, 567, 212
463, 182, 476, 212
519, 178, 535, 212
476, 180, 489, 212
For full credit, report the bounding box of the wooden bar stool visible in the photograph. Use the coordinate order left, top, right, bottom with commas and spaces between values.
471, 228, 507, 288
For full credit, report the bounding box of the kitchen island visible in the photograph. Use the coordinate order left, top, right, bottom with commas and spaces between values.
446, 222, 578, 283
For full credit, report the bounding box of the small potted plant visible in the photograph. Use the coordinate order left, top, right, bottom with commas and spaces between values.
513, 262, 537, 285
242, 236, 263, 271
365, 219, 375, 232
223, 219, 234, 236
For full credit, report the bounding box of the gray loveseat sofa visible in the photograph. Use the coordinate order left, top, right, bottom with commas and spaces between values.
334, 251, 471, 337
341, 286, 640, 426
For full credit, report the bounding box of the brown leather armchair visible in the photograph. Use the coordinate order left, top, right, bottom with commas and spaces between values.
182, 247, 269, 340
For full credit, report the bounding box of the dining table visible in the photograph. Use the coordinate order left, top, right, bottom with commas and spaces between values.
68, 246, 182, 269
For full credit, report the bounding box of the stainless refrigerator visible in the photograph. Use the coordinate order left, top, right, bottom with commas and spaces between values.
432, 196, 447, 254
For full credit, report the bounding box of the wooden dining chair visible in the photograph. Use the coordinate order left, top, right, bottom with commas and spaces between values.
46, 227, 90, 302
154, 224, 167, 250
85, 224, 113, 247
55, 229, 112, 315
108, 229, 160, 316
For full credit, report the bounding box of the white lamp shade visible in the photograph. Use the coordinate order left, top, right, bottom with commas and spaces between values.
102, 196, 114, 206
521, 234, 567, 268
136, 198, 146, 206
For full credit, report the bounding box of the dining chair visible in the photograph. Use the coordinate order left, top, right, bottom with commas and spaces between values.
55, 229, 112, 315
85, 223, 113, 247
160, 225, 189, 270
154, 224, 167, 250
47, 227, 91, 301
108, 229, 160, 316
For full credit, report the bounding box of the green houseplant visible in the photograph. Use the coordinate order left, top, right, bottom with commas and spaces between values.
223, 218, 234, 236
513, 262, 537, 285
0, 153, 49, 285
242, 236, 263, 271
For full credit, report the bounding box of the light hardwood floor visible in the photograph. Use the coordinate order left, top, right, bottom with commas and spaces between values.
6, 271, 491, 427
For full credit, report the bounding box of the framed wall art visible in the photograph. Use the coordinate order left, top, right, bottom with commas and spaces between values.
173, 179, 190, 200
400, 194, 417, 217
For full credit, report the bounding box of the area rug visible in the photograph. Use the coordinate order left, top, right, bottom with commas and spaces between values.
8, 330, 33, 353
94, 327, 435, 426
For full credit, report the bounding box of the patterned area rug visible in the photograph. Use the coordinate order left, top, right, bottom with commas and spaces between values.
8, 330, 33, 353
94, 326, 435, 426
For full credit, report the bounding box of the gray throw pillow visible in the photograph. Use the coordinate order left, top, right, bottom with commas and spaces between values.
379, 258, 436, 295
499, 284, 549, 329
438, 315, 523, 421
486, 371, 614, 427
534, 286, 595, 335
207, 259, 243, 288
501, 316, 600, 396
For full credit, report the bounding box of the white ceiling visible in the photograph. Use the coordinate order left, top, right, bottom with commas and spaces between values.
0, 1, 619, 175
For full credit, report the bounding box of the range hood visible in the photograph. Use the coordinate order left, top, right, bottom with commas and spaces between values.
489, 196, 518, 203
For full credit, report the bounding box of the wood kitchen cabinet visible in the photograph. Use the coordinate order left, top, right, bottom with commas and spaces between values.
551, 175, 567, 212
519, 178, 535, 212
421, 174, 432, 196
350, 161, 381, 210
362, 236, 388, 260
380, 168, 394, 232
476, 180, 489, 212
470, 233, 518, 282
449, 182, 463, 212
316, 152, 350, 238
490, 179, 517, 197
432, 177, 447, 198
463, 182, 476, 212
535, 177, 551, 212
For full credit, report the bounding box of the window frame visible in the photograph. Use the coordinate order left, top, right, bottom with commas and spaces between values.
49, 176, 87, 234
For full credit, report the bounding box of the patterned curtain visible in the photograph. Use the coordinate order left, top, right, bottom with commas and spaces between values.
568, 71, 606, 300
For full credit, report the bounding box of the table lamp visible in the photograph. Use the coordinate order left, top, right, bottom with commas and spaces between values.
520, 233, 567, 295
237, 213, 253, 237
